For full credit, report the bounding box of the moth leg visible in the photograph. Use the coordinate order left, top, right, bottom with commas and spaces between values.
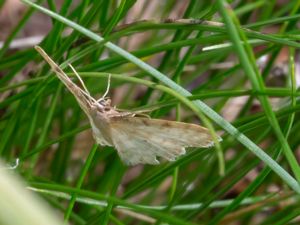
107, 112, 136, 117
110, 108, 152, 118
134, 113, 151, 118
97, 74, 111, 102
102, 74, 111, 99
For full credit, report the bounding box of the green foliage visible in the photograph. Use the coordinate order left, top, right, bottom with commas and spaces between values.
1, 0, 300, 224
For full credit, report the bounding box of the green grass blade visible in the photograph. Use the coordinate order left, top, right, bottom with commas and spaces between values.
21, 0, 300, 194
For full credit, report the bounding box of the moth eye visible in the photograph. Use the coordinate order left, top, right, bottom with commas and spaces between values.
104, 107, 110, 111
98, 99, 105, 105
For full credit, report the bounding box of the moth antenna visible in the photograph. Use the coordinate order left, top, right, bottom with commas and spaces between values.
68, 63, 91, 96
68, 63, 100, 107
101, 74, 111, 100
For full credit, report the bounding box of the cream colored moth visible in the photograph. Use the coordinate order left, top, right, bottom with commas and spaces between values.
35, 46, 219, 165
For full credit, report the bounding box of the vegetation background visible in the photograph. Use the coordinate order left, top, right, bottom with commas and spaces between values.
1, 0, 300, 224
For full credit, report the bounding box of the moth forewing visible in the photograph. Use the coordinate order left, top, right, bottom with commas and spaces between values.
109, 117, 217, 165
35, 46, 220, 166
35, 46, 115, 147
35, 46, 96, 115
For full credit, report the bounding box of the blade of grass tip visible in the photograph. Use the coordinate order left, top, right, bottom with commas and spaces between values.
21, 0, 300, 194
64, 144, 98, 222
216, 0, 300, 182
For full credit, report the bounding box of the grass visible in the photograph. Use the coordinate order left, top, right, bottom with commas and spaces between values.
1, 0, 300, 224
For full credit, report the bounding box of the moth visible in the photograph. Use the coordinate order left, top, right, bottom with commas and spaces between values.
35, 46, 220, 165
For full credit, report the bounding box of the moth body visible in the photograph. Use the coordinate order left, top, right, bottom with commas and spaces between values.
35, 46, 221, 166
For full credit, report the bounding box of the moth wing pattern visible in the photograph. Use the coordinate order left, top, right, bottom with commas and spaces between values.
109, 116, 217, 165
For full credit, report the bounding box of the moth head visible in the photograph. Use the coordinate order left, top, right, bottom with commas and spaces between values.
98, 98, 111, 108
91, 97, 112, 112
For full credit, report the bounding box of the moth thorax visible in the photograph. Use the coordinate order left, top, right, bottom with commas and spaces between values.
98, 98, 111, 106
